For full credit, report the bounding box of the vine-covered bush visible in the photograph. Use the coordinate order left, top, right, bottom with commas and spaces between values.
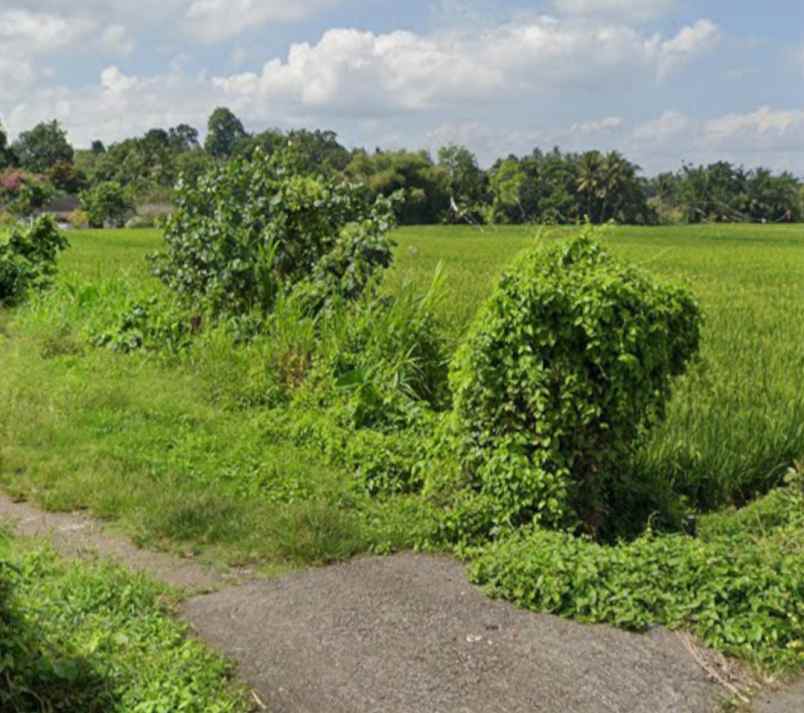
447, 230, 702, 536
149, 149, 397, 318
0, 216, 68, 306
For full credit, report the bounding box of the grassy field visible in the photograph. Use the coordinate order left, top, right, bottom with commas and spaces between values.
6, 223, 803, 508
0, 223, 803, 672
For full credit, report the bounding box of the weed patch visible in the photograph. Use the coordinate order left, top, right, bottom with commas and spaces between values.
0, 532, 246, 712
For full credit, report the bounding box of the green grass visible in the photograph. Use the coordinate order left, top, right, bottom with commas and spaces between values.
0, 531, 247, 712
2, 224, 804, 561
0, 224, 803, 675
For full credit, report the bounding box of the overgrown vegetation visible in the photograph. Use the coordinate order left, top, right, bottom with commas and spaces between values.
440, 234, 701, 541
0, 216, 68, 306
470, 467, 803, 673
1, 166, 802, 682
0, 532, 246, 712
150, 149, 397, 318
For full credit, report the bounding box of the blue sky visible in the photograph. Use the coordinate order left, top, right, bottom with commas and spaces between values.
1, 0, 802, 174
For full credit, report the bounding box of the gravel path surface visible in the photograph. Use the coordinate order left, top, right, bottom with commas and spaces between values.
3, 492, 798, 713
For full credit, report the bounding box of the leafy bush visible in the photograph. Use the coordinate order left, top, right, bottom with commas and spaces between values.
149, 149, 397, 319
469, 470, 804, 673
92, 294, 195, 354
79, 181, 134, 228
0, 216, 68, 306
446, 229, 701, 536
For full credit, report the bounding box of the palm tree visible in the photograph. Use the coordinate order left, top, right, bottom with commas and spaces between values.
576, 151, 604, 222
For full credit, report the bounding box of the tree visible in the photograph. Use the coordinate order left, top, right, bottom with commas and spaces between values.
437, 144, 485, 215
12, 120, 74, 173
576, 151, 605, 223
143, 128, 171, 150
234, 128, 286, 160
91, 140, 106, 155
204, 108, 247, 159
286, 129, 351, 174
0, 125, 16, 170
48, 161, 86, 194
3, 173, 53, 219
168, 124, 200, 152
79, 181, 133, 228
488, 159, 526, 223
344, 149, 449, 224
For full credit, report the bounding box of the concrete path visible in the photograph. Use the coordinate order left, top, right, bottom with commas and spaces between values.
1, 493, 797, 713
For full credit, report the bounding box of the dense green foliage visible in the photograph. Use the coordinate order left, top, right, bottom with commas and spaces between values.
204, 107, 248, 159
446, 231, 701, 536
79, 181, 134, 228
345, 149, 451, 225
5, 108, 803, 225
0, 170, 54, 219
0, 534, 246, 712
11, 121, 74, 174
469, 468, 804, 673
0, 124, 15, 170
151, 150, 397, 317
0, 216, 68, 306
650, 162, 802, 224
1, 223, 803, 678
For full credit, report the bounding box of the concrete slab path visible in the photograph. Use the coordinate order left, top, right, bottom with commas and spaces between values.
2, 493, 798, 713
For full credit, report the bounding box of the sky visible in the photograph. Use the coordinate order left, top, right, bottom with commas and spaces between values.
1, 0, 803, 175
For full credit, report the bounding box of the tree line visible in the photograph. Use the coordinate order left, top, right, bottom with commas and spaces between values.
1, 107, 802, 226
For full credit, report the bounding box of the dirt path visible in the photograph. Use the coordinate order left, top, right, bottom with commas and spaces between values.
1, 493, 800, 713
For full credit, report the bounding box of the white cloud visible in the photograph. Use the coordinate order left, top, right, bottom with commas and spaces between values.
552, 0, 677, 21
656, 19, 720, 79
633, 110, 691, 143
703, 106, 804, 150
5, 65, 219, 146
4, 1, 340, 44
100, 66, 141, 94
626, 107, 804, 173
0, 9, 96, 53
212, 19, 720, 117
569, 117, 624, 134
101, 24, 136, 55
0, 57, 36, 102
184, 0, 339, 42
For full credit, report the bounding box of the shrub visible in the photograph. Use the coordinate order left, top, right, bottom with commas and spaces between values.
92, 294, 195, 354
0, 216, 68, 306
149, 149, 397, 319
79, 181, 134, 228
446, 228, 701, 536
0, 170, 53, 219
468, 471, 804, 673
